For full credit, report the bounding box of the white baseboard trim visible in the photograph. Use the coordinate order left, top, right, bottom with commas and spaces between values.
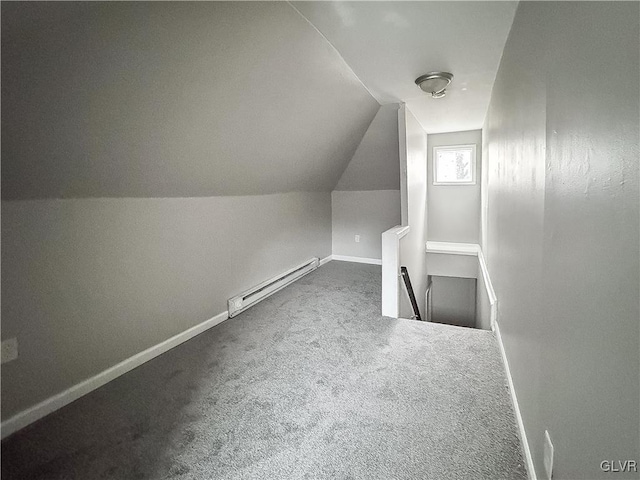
331, 255, 382, 265
494, 321, 537, 480
0, 310, 229, 440
319, 255, 333, 266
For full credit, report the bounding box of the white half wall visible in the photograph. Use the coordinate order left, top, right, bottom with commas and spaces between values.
331, 190, 401, 260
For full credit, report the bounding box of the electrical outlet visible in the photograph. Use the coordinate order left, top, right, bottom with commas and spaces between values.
543, 430, 554, 480
355, 235, 360, 243
1, 338, 19, 364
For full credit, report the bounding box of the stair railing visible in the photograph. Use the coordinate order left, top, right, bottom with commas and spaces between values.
400, 266, 422, 321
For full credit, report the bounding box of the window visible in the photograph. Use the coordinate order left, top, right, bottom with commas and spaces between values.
433, 144, 476, 185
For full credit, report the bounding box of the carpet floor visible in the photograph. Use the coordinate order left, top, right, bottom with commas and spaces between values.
1, 261, 527, 479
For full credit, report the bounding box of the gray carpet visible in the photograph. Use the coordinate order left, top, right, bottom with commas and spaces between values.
1, 261, 527, 479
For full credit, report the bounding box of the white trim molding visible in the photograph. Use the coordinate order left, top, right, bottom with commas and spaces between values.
0, 310, 229, 440
494, 321, 538, 480
433, 144, 477, 186
425, 241, 498, 330
331, 255, 382, 265
425, 241, 497, 328
425, 241, 480, 256
319, 255, 333, 266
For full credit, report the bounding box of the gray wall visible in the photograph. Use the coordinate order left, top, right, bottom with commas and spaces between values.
332, 104, 401, 260
427, 130, 482, 244
332, 191, 401, 260
483, 2, 639, 479
1, 193, 331, 419
1, 2, 367, 421
335, 104, 400, 191
399, 106, 428, 318
1, 2, 378, 199
430, 277, 476, 328
426, 253, 477, 280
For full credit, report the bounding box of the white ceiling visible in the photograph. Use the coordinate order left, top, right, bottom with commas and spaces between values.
292, 1, 518, 134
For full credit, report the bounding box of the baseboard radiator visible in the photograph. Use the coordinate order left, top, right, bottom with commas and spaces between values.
227, 257, 319, 318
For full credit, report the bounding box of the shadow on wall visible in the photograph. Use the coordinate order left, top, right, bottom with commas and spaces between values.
428, 276, 477, 328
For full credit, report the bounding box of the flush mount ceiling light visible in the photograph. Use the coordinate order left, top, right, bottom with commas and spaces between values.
415, 72, 454, 98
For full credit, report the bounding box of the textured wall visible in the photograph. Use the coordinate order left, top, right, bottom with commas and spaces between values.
1, 2, 378, 199
331, 190, 401, 260
427, 130, 482, 244
484, 2, 639, 478
1, 193, 332, 419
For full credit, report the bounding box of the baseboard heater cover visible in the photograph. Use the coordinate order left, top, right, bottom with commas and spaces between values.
227, 257, 319, 317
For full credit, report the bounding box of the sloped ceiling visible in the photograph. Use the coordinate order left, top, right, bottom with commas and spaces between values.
292, 1, 518, 134
1, 2, 379, 199
335, 104, 400, 191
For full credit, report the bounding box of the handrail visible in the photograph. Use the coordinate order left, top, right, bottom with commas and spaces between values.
400, 266, 422, 321
476, 249, 497, 305
424, 241, 498, 330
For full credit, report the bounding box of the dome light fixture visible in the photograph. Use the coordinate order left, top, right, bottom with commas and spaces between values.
415, 72, 454, 98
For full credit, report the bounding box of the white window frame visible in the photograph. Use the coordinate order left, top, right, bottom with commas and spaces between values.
433, 144, 477, 186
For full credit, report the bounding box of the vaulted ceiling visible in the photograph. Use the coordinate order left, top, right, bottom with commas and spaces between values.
2, 2, 518, 200
1, 2, 378, 199
293, 1, 518, 134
